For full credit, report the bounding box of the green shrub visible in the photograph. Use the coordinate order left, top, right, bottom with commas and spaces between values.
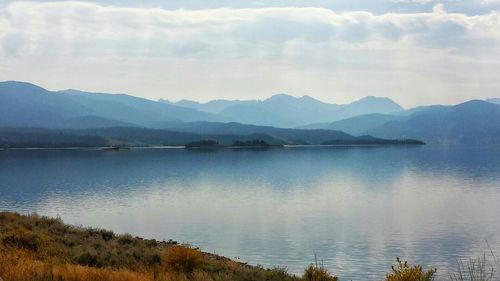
386, 257, 436, 281
77, 252, 102, 267
2, 229, 40, 251
100, 230, 115, 242
118, 234, 135, 246
266, 267, 295, 281
302, 254, 337, 281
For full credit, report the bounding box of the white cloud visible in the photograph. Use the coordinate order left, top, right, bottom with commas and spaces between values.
479, 0, 500, 3
391, 0, 446, 4
0, 1, 499, 106
2, 1, 499, 57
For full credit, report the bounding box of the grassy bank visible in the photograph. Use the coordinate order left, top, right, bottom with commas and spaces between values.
1, 211, 492, 281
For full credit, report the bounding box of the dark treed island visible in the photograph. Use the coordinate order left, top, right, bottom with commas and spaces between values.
185, 139, 222, 149
185, 139, 279, 149
231, 140, 272, 148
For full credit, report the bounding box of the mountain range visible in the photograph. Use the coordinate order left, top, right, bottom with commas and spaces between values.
1, 80, 499, 145
0, 81, 224, 129
1, 81, 403, 129
306, 100, 500, 144
161, 94, 403, 127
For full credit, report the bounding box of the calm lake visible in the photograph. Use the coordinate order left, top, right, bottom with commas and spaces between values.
1, 145, 500, 280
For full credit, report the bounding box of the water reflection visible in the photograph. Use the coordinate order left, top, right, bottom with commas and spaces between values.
1, 145, 500, 280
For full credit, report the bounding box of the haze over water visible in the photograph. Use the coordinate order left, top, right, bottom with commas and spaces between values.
1, 145, 500, 280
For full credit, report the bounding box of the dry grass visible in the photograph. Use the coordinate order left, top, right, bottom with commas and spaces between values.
449, 251, 500, 281
0, 245, 299, 281
0, 211, 165, 270
164, 245, 203, 273
0, 247, 151, 281
0, 211, 300, 281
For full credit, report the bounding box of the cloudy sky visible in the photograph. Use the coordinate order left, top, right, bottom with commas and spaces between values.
0, 0, 499, 107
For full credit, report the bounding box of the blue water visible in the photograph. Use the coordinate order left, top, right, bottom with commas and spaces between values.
1, 145, 500, 280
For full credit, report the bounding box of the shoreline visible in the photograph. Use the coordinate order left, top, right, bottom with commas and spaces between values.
0, 211, 441, 281
0, 211, 309, 281
0, 211, 493, 281
0, 142, 424, 151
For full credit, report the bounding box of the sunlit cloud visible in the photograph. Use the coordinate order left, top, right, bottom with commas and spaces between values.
0, 1, 499, 106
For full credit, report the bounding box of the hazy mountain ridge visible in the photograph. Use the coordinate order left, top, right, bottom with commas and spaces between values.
366, 100, 500, 144
2, 80, 499, 145
165, 94, 404, 128
307, 100, 500, 144
0, 81, 226, 129
0, 81, 415, 146
301, 113, 399, 136
159, 98, 258, 114
1, 81, 403, 129
161, 121, 369, 145
0, 81, 116, 128
58, 89, 227, 126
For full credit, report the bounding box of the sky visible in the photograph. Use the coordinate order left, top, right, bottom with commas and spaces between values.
0, 0, 499, 107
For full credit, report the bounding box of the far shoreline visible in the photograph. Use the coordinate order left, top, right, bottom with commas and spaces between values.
0, 142, 425, 151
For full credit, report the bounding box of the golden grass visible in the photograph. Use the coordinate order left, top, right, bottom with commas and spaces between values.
0, 247, 151, 281
0, 245, 297, 281
164, 245, 203, 273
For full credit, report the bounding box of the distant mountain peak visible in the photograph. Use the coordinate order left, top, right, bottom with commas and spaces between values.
61, 89, 85, 93
358, 95, 378, 100
356, 96, 394, 102
265, 93, 328, 106
158, 98, 172, 104
454, 99, 497, 110
0, 80, 49, 94
266, 93, 296, 101
175, 99, 202, 107
350, 96, 404, 111
299, 95, 323, 102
